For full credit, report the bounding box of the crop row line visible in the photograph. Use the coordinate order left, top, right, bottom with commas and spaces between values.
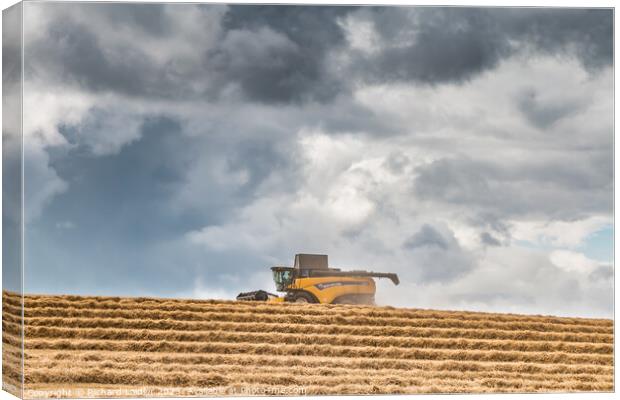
4, 334, 612, 366
5, 317, 612, 344
5, 295, 610, 327
25, 349, 615, 375
4, 304, 611, 334
5, 324, 611, 355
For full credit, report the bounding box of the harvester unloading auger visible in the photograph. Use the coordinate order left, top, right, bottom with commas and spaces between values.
237, 254, 399, 305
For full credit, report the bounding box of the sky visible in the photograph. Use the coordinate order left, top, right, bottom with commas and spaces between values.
11, 3, 613, 317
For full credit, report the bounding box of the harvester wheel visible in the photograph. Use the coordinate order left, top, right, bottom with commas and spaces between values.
290, 291, 317, 304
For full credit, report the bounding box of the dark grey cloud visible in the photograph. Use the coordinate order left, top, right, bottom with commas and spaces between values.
48, 110, 296, 235
517, 88, 585, 129
589, 265, 613, 282
512, 8, 613, 71
383, 152, 411, 174
205, 26, 340, 103
226, 138, 292, 198
355, 7, 613, 85
404, 224, 449, 250
402, 224, 475, 282
25, 4, 612, 105
210, 5, 355, 103
26, 19, 189, 99
414, 158, 494, 207
413, 156, 612, 220
25, 4, 356, 104
468, 213, 511, 238
46, 116, 196, 239
90, 3, 171, 36
480, 232, 501, 247
222, 5, 354, 45
361, 8, 510, 84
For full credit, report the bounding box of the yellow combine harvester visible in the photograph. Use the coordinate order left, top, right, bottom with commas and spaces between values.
237, 254, 399, 304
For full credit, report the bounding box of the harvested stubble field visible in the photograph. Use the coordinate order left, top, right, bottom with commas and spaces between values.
2, 291, 614, 397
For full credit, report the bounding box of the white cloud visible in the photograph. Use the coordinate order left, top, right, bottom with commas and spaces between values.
549, 250, 600, 275
22, 87, 92, 148
378, 246, 612, 318
339, 14, 382, 55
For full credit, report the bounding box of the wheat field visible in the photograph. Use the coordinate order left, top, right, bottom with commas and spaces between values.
2, 291, 613, 398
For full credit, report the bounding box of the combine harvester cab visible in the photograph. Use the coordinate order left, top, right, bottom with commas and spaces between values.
236, 254, 399, 305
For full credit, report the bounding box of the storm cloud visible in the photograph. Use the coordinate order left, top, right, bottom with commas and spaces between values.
403, 224, 475, 282
413, 155, 612, 220
17, 3, 613, 317
23, 5, 613, 103
352, 7, 612, 85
